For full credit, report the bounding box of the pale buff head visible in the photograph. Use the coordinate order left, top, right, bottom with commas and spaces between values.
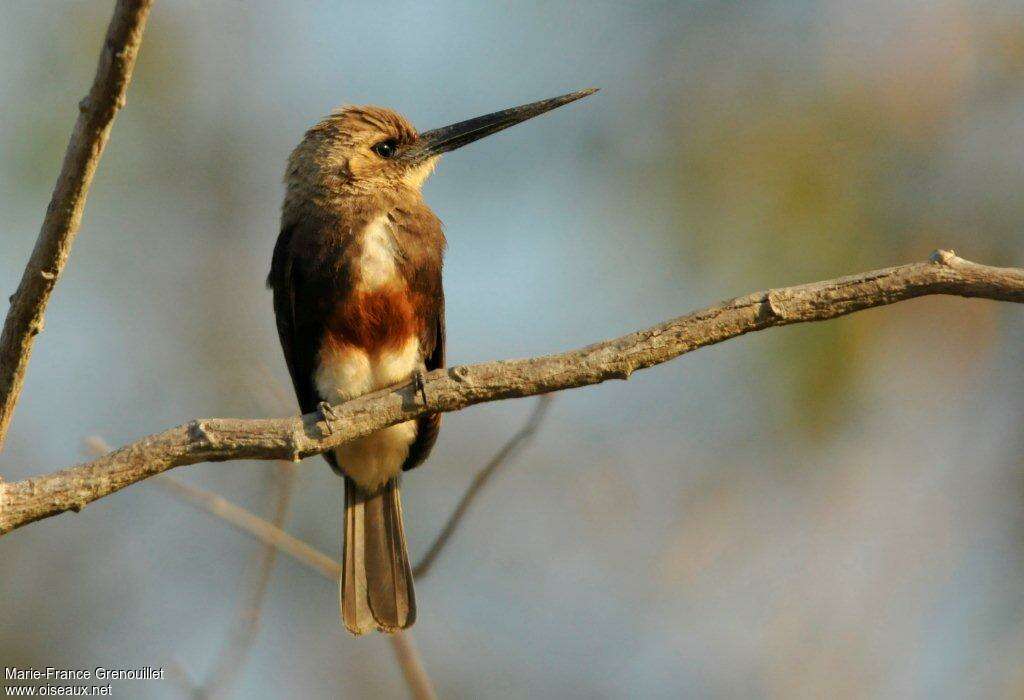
286, 106, 438, 202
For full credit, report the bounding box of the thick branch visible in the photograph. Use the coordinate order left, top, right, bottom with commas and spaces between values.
0, 0, 153, 449
2, 251, 1021, 535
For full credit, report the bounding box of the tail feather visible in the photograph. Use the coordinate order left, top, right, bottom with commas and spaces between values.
342, 477, 416, 634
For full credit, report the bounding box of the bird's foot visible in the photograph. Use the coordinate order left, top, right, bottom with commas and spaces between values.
413, 370, 429, 408
318, 401, 340, 433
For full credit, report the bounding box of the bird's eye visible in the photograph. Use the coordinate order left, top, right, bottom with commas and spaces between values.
372, 139, 398, 158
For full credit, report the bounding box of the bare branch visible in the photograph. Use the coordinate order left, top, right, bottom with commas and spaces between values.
139, 390, 550, 582
2, 251, 1022, 535
413, 394, 553, 578
0, 0, 153, 449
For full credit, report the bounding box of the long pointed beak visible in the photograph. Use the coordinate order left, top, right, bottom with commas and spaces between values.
405, 88, 598, 161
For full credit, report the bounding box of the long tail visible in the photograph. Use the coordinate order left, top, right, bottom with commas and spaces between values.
342, 476, 416, 634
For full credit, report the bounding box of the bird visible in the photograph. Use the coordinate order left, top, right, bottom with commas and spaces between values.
268, 88, 596, 635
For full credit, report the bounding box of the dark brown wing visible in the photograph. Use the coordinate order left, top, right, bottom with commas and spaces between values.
268, 222, 323, 416
269, 218, 356, 472
389, 205, 446, 472
404, 290, 444, 471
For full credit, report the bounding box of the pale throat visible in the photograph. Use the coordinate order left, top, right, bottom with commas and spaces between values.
354, 215, 400, 292
402, 156, 438, 190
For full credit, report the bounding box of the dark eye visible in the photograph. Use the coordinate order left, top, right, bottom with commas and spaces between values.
372, 139, 398, 158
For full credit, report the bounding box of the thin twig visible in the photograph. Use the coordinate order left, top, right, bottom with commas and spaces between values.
413, 394, 553, 578
133, 465, 436, 699
200, 463, 295, 699
0, 0, 153, 450
157, 474, 340, 579
4, 251, 1023, 534
388, 631, 438, 700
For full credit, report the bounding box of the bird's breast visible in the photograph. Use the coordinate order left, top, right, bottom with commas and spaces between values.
315, 285, 423, 404
323, 214, 421, 354
325, 286, 418, 355
314, 215, 424, 403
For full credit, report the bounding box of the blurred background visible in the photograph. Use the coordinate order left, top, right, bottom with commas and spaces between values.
2, 1, 1023, 697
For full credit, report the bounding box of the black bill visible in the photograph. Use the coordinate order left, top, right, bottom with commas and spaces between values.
405, 88, 598, 161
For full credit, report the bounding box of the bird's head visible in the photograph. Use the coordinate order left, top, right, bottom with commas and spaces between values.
285, 89, 597, 201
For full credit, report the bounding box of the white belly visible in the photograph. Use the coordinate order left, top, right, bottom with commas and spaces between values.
315, 337, 421, 491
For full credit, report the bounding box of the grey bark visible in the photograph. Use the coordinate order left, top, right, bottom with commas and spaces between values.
1, 250, 1021, 535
